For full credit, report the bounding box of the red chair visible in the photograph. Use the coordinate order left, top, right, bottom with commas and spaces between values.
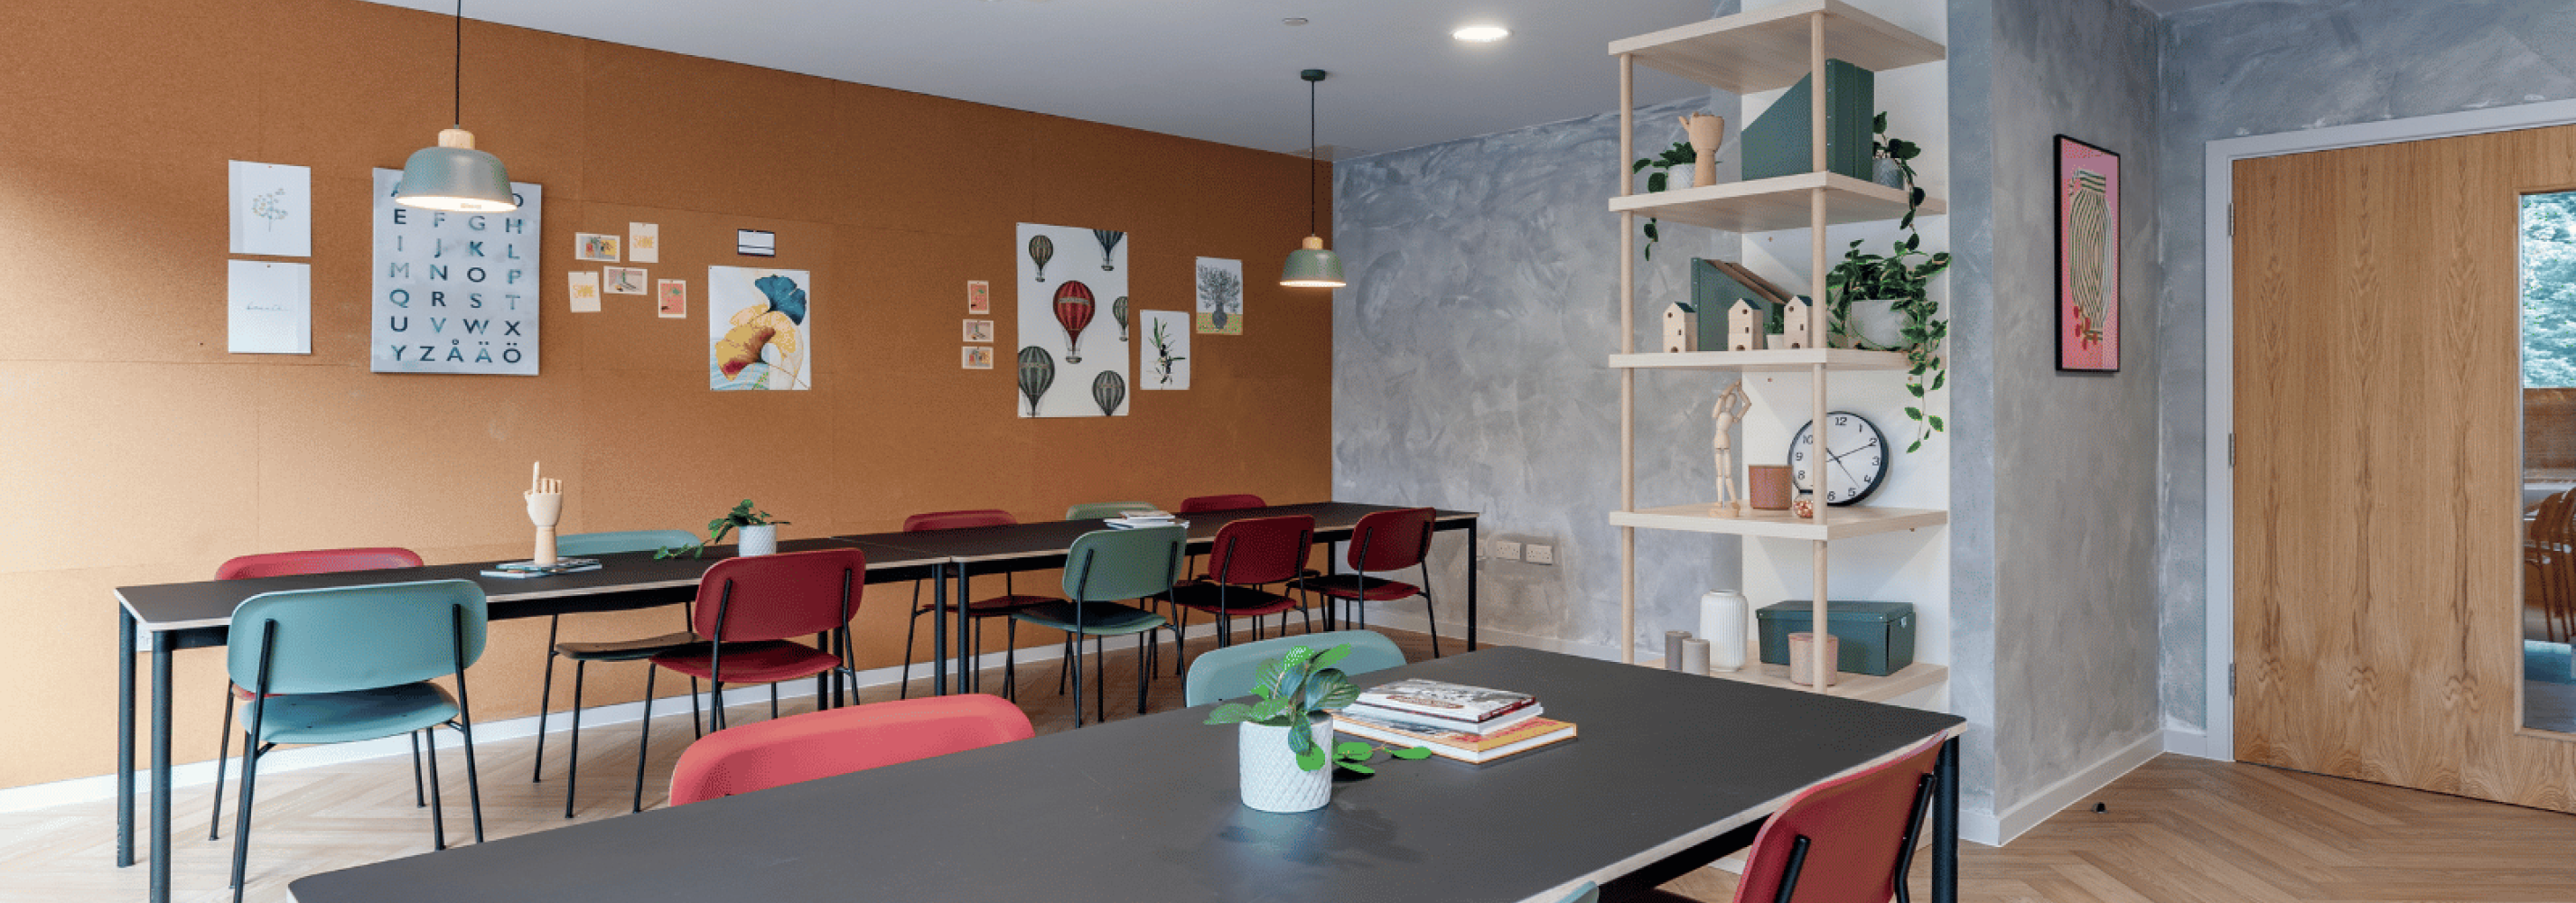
668, 694, 1032, 805
636, 548, 866, 805
1177, 494, 1267, 514
897, 510, 1060, 700
1161, 516, 1314, 656
1726, 736, 1946, 903
207, 547, 425, 840
1298, 507, 1443, 656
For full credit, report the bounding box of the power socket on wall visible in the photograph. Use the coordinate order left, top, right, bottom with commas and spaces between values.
1491, 540, 1524, 562
1524, 544, 1555, 565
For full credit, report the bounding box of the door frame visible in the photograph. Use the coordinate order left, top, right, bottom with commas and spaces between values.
2202, 98, 2576, 759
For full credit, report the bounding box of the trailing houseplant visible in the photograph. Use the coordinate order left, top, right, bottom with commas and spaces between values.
1204, 644, 1428, 812
1825, 113, 1951, 452
656, 499, 790, 559
1631, 139, 1705, 261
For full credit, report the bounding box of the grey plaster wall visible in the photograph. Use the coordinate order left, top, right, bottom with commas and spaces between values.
1330, 90, 1746, 658
1983, 0, 2167, 812
1945, 0, 2003, 823
2153, 0, 2576, 735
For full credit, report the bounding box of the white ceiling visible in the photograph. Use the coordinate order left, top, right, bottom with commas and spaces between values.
359, 0, 1716, 159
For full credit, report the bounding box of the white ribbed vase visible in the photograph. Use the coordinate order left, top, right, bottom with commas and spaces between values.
736, 525, 778, 556
1700, 590, 1749, 673
1237, 717, 1333, 814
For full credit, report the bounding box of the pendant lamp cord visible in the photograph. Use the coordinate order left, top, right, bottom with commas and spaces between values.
452, 0, 463, 126
1307, 76, 1318, 237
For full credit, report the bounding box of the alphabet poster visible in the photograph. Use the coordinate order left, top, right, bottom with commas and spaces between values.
370, 168, 543, 375
1015, 223, 1128, 417
708, 265, 812, 391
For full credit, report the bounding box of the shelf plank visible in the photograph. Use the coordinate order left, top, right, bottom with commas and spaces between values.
1610, 503, 1946, 540
1610, 172, 1945, 234
1634, 656, 1949, 705
1610, 0, 1946, 94
1609, 348, 1911, 372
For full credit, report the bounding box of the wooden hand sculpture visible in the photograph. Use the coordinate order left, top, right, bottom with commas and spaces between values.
526, 462, 564, 565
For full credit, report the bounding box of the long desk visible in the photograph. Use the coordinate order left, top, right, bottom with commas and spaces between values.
288, 647, 1965, 903
110, 538, 947, 903
843, 502, 1481, 696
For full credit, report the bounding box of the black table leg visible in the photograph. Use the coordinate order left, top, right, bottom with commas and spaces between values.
1933, 735, 1959, 903
1464, 520, 1479, 651
116, 610, 135, 868
954, 563, 974, 696
930, 564, 949, 697
150, 636, 173, 903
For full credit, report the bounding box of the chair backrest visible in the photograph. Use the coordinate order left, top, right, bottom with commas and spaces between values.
556, 530, 698, 556
225, 580, 487, 695
1729, 736, 1946, 903
669, 694, 1033, 805
216, 547, 423, 580
692, 548, 869, 644
1183, 629, 1406, 706
1178, 494, 1267, 514
905, 509, 1018, 532
1347, 507, 1437, 573
1557, 883, 1601, 903
1060, 526, 1184, 602
1204, 515, 1314, 586
1066, 501, 1157, 520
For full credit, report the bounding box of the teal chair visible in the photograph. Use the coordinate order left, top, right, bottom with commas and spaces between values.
1561, 883, 1601, 903
221, 580, 488, 901
1182, 628, 1406, 706
1065, 501, 1157, 520
529, 528, 700, 817
1011, 526, 1184, 726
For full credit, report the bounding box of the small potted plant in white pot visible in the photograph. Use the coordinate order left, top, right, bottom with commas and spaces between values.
656, 499, 789, 558
1202, 644, 1428, 813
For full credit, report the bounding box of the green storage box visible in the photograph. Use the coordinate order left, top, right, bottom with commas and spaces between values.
1754, 600, 1916, 676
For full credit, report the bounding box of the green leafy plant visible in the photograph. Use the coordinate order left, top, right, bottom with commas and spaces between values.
655, 499, 790, 559
1203, 644, 1432, 772
1824, 113, 1951, 452
1632, 139, 1713, 261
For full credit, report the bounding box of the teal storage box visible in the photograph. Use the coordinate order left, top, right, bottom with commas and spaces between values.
1754, 600, 1916, 676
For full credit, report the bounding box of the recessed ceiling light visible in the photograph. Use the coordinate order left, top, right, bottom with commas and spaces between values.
1283, 17, 1309, 26
1452, 24, 1510, 42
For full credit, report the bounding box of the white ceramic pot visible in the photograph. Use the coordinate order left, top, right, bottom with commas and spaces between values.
1665, 166, 1693, 191
1699, 591, 1749, 673
1844, 299, 1907, 350
1874, 155, 1906, 188
736, 524, 779, 557
1238, 717, 1334, 814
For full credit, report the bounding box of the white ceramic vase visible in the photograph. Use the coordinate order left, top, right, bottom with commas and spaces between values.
1665, 166, 1693, 191
736, 524, 779, 557
1238, 717, 1334, 814
1699, 590, 1749, 673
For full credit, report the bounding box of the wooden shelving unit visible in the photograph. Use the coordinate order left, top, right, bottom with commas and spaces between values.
1638, 656, 1951, 705
1609, 8, 1946, 694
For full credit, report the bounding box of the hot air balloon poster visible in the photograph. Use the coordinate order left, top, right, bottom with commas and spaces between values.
1195, 257, 1243, 335
706, 265, 814, 391
1016, 222, 1129, 417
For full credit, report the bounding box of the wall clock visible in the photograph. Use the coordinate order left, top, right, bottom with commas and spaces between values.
1788, 411, 1889, 506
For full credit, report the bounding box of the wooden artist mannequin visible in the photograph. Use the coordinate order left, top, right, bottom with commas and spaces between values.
1710, 382, 1750, 517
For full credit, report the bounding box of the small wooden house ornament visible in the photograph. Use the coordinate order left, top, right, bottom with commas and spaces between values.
1662, 302, 1699, 353
1726, 299, 1766, 352
1773, 296, 1815, 349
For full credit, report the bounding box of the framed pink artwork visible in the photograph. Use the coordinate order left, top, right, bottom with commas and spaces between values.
2056, 135, 2119, 372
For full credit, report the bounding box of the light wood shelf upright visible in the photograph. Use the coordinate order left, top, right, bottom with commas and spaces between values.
1610, 2, 1946, 694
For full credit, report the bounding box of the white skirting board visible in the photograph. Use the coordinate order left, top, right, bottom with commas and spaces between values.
2162, 726, 2217, 761
1962, 730, 2162, 847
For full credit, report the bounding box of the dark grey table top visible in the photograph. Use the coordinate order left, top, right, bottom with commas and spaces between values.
116, 538, 943, 633
287, 646, 1962, 903
843, 501, 1478, 564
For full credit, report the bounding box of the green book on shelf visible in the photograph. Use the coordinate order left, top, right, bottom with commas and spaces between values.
1690, 259, 1771, 351
1741, 58, 1876, 182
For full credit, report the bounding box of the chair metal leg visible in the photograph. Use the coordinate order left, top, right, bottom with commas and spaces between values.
1059, 635, 1073, 695
564, 659, 586, 818
1070, 632, 1086, 727
409, 731, 425, 808
209, 687, 231, 841
224, 739, 258, 899
455, 721, 485, 843
533, 617, 559, 783
1003, 620, 1020, 702
769, 683, 779, 721
899, 608, 922, 700
709, 682, 725, 732
1094, 634, 1106, 721
1421, 563, 1442, 657
424, 728, 446, 851
1134, 633, 1149, 715
688, 677, 704, 740
632, 667, 656, 814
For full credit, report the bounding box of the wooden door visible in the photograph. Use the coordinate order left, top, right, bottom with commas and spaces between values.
2236, 126, 2576, 811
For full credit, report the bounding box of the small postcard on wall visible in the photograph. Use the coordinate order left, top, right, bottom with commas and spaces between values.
228, 259, 311, 354
229, 161, 311, 257
569, 271, 601, 312
737, 229, 776, 256
658, 279, 687, 318
967, 280, 991, 314
575, 233, 621, 262
628, 222, 659, 263
964, 319, 994, 343
963, 346, 994, 369
605, 266, 648, 294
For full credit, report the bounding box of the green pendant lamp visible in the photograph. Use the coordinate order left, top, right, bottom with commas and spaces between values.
396, 0, 516, 212
1281, 69, 1346, 288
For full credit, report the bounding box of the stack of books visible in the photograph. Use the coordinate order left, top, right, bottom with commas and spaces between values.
479, 558, 602, 579
1331, 678, 1576, 763
1104, 510, 1181, 529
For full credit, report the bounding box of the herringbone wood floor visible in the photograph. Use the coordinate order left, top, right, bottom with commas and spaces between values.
8, 625, 2575, 902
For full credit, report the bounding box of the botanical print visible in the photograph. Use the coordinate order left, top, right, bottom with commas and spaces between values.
1141, 310, 1190, 390
2056, 135, 2119, 371
707, 266, 812, 391
1196, 257, 1244, 334
1016, 223, 1128, 416
229, 161, 310, 257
